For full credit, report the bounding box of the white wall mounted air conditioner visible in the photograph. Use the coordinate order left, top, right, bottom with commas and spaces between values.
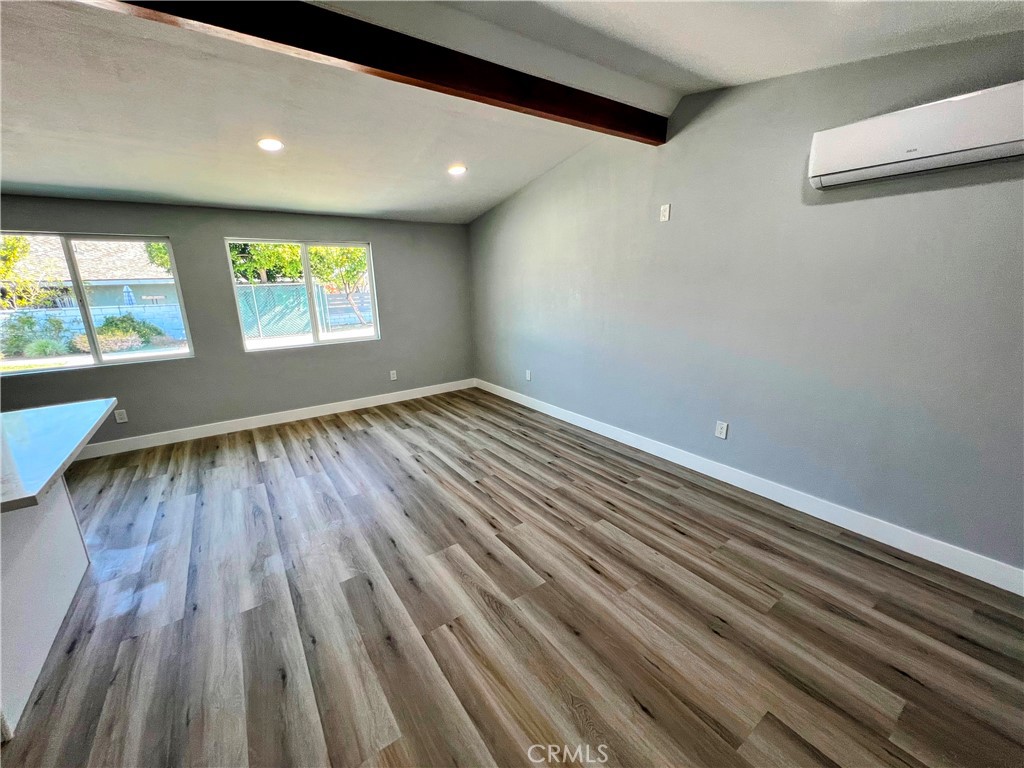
808, 81, 1024, 189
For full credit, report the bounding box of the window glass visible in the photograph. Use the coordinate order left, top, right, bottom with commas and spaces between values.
227, 240, 378, 351
70, 239, 191, 362
308, 245, 376, 342
0, 234, 94, 373
229, 241, 312, 350
0, 232, 193, 375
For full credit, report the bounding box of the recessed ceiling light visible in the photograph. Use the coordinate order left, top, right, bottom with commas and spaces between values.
447, 163, 467, 176
257, 138, 284, 152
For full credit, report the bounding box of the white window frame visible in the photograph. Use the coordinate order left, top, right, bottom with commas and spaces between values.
223, 238, 381, 352
0, 231, 195, 376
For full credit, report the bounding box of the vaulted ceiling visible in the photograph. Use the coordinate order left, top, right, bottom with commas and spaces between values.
1, 1, 598, 224
3, 1, 1021, 224
446, 1, 1024, 97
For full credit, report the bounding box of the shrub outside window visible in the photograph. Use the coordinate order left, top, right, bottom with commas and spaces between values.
226, 240, 378, 351
0, 233, 193, 375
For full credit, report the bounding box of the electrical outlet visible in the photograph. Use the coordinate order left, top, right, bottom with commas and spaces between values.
525, 369, 532, 381
389, 370, 397, 381
715, 421, 728, 439
114, 409, 128, 424
659, 203, 671, 222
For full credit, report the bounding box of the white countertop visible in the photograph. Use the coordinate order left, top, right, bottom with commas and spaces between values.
1, 398, 117, 513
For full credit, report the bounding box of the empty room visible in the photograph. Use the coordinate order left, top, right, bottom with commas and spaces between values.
0, 1, 1022, 766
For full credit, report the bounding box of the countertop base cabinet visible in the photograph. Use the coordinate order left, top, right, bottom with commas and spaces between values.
1, 477, 89, 734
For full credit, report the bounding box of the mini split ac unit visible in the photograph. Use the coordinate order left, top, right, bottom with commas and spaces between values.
808, 80, 1024, 189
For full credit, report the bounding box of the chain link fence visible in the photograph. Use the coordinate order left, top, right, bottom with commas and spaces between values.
236, 284, 374, 340
236, 284, 311, 339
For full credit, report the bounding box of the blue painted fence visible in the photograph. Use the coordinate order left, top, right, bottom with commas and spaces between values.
0, 285, 373, 345
0, 303, 187, 340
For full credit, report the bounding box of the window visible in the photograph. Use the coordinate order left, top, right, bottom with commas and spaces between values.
0, 233, 193, 375
226, 240, 378, 351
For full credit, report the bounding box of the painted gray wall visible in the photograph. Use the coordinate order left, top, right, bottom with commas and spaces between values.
0, 196, 473, 442
470, 33, 1024, 567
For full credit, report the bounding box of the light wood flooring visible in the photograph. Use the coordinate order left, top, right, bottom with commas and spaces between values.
3, 388, 1022, 767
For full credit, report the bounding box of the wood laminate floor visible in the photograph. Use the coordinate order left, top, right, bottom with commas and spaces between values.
3, 388, 1022, 768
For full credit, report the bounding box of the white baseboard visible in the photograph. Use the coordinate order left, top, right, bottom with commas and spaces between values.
76, 374, 1022, 594
77, 379, 477, 460
473, 379, 1024, 596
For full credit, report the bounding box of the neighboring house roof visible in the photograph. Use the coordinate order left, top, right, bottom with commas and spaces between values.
5, 236, 173, 282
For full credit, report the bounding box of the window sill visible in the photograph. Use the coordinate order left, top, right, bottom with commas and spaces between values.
242, 327, 380, 352
0, 349, 195, 377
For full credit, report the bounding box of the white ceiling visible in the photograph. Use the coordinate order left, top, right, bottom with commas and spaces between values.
448, 1, 1024, 96
0, 1, 599, 224
3, 1, 1021, 224
319, 1, 682, 114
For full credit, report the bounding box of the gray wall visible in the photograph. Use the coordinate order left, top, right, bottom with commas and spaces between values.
470, 33, 1024, 567
2, 34, 1021, 568
0, 196, 473, 442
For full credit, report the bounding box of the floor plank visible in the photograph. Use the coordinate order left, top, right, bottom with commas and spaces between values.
3, 388, 1021, 767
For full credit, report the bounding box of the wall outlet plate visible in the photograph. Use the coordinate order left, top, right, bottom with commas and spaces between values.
526, 369, 532, 381
659, 204, 671, 222
389, 370, 397, 381
114, 409, 128, 424
715, 421, 728, 439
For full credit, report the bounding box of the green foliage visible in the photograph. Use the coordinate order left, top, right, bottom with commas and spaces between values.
43, 316, 66, 341
58, 315, 166, 357
228, 242, 369, 290
98, 313, 164, 344
0, 235, 63, 309
308, 246, 368, 291
229, 242, 302, 283
2, 313, 71, 357
309, 245, 370, 325
71, 331, 143, 353
23, 338, 67, 358
0, 235, 30, 281
1, 314, 41, 356
70, 334, 91, 353
144, 242, 171, 271
97, 331, 143, 352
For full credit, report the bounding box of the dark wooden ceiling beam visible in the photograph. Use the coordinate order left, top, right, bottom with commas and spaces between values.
90, 0, 667, 145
